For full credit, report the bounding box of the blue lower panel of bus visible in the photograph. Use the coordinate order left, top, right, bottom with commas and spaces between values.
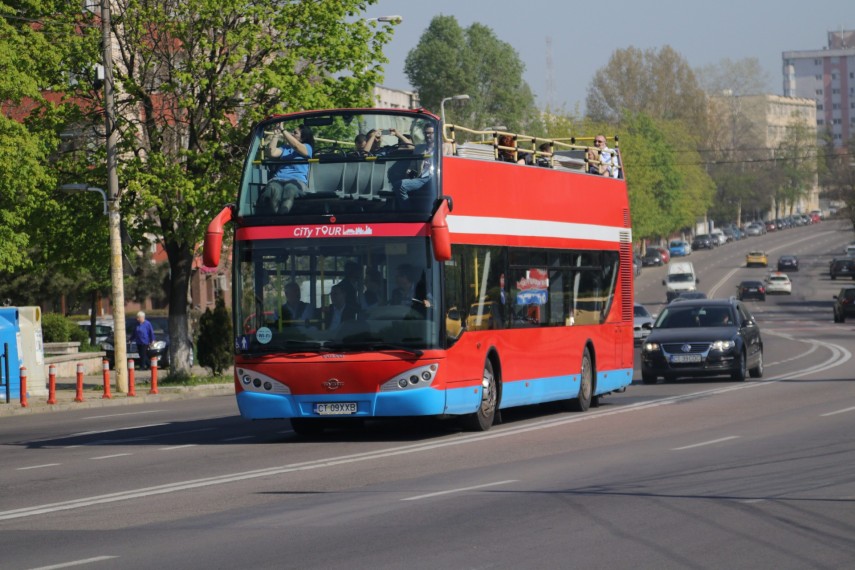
236, 367, 633, 420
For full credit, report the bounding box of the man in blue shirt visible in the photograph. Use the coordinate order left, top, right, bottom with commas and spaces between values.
133, 311, 155, 370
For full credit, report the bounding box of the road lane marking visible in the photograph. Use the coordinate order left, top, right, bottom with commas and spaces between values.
30, 555, 118, 569
672, 436, 740, 451
402, 480, 518, 501
16, 464, 60, 471
223, 436, 255, 442
91, 454, 132, 460
1, 338, 850, 522
84, 410, 163, 419
821, 406, 855, 417
159, 444, 198, 451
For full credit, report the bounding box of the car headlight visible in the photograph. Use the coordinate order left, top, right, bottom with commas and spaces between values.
711, 340, 736, 351
642, 342, 660, 352
151, 340, 167, 351
101, 342, 113, 351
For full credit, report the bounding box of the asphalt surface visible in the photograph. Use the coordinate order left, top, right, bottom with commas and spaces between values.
0, 366, 234, 417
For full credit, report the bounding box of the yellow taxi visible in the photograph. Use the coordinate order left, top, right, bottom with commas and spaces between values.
746, 251, 768, 268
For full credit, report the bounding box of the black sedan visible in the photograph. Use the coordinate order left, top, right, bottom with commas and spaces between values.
777, 255, 799, 271
736, 280, 766, 301
640, 299, 764, 384
692, 234, 716, 250
642, 250, 665, 266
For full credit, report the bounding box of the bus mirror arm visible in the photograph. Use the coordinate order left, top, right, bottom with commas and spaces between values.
430, 197, 453, 262
203, 204, 235, 268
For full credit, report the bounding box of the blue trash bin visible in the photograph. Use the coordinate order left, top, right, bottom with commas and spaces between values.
0, 308, 22, 402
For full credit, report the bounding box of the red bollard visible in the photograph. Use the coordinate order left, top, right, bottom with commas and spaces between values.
128, 359, 136, 397
47, 364, 57, 405
149, 357, 159, 395
19, 366, 28, 408
74, 363, 84, 402
101, 359, 112, 399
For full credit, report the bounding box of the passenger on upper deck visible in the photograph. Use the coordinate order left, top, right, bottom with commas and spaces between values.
497, 134, 527, 165
587, 135, 619, 178
392, 124, 436, 207
259, 124, 315, 214
357, 128, 413, 155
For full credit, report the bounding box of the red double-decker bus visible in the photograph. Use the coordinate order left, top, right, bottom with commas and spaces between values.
204, 108, 633, 435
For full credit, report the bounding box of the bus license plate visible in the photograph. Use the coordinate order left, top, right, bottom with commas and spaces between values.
671, 354, 702, 363
314, 402, 357, 416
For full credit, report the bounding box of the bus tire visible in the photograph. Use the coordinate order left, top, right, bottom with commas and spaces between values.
461, 358, 498, 431
568, 348, 593, 412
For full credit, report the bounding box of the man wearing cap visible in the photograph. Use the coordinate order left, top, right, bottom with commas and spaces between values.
133, 311, 155, 370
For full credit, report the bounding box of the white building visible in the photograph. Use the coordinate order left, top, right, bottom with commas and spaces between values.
783, 30, 855, 147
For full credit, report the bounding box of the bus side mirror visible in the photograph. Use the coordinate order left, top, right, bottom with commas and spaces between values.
431, 197, 453, 262
203, 205, 235, 268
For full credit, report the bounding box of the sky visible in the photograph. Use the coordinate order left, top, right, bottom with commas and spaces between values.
363, 0, 853, 113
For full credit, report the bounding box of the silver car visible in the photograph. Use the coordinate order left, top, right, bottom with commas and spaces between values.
633, 303, 655, 345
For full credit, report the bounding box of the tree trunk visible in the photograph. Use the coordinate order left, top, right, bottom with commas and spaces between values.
166, 241, 194, 378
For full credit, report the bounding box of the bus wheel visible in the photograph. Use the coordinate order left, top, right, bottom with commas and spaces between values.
568, 348, 593, 412
462, 359, 497, 431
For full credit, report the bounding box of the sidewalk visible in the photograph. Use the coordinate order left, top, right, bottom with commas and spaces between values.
0, 367, 234, 418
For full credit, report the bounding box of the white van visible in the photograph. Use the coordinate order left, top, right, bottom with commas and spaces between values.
662, 262, 699, 302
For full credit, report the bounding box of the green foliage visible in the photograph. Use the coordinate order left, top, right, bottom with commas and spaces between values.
404, 15, 538, 132
41, 313, 74, 343
197, 296, 233, 376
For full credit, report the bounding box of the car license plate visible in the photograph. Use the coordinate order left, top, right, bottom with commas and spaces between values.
314, 402, 357, 416
671, 354, 702, 363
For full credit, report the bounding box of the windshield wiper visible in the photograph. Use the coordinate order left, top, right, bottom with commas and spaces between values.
327, 341, 424, 357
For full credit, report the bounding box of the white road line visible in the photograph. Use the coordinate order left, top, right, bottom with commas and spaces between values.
223, 436, 256, 442
672, 436, 740, 451
30, 555, 118, 569
91, 454, 132, 460
820, 406, 855, 417
16, 464, 61, 471
1, 337, 850, 522
83, 410, 163, 420
159, 444, 198, 451
402, 480, 518, 502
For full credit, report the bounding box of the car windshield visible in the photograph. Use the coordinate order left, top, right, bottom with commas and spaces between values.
656, 305, 733, 328
634, 305, 651, 318
768, 276, 788, 283
668, 274, 695, 283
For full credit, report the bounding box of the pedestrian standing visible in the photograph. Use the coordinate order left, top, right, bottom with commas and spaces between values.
133, 311, 155, 370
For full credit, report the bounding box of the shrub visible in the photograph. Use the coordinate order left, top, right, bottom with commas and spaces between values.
197, 296, 233, 376
42, 313, 73, 342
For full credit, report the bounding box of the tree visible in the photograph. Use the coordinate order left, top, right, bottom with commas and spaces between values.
404, 15, 537, 132
694, 57, 771, 97
197, 295, 232, 376
586, 46, 708, 132
50, 0, 396, 377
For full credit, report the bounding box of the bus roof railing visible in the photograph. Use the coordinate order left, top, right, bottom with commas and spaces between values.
442, 124, 620, 175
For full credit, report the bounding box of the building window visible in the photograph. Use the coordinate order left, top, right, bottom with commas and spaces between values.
816, 89, 823, 95
817, 104, 823, 110
833, 119, 842, 125
832, 73, 838, 80
815, 59, 821, 65
817, 119, 824, 125
816, 74, 822, 80
832, 88, 840, 95
833, 103, 840, 110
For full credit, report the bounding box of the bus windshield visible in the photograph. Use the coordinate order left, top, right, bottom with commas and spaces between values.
235, 236, 441, 354
238, 110, 440, 220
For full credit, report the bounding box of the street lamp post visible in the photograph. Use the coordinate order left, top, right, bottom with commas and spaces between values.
440, 94, 470, 125
58, 184, 108, 215
366, 15, 403, 24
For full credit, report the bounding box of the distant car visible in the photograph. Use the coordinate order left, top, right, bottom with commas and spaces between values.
642, 250, 665, 266
692, 234, 715, 250
76, 320, 113, 345
830, 258, 855, 280
650, 246, 671, 264
640, 298, 764, 384
102, 316, 191, 369
764, 273, 792, 295
736, 280, 766, 301
710, 229, 727, 246
669, 240, 692, 257
633, 303, 655, 345
833, 287, 855, 323
776, 255, 799, 272
744, 224, 763, 237
845, 244, 855, 257
746, 251, 768, 267
669, 291, 708, 303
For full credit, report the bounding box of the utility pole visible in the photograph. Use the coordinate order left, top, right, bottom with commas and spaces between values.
102, 0, 128, 392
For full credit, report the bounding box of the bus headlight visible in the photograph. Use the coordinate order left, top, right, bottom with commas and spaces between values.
381, 363, 439, 392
